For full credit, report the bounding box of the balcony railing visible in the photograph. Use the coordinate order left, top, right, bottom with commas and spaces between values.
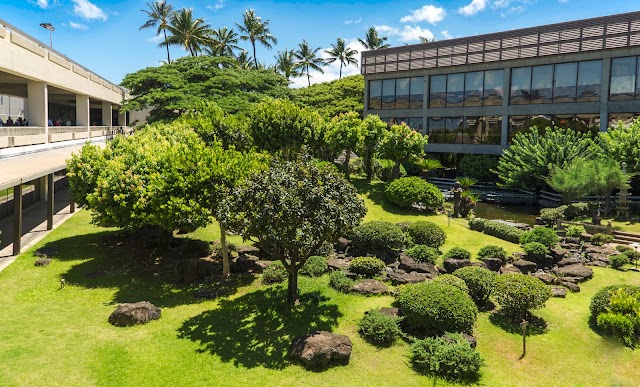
0, 126, 129, 149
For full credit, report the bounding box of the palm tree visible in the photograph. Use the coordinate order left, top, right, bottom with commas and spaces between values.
236, 50, 256, 70
324, 38, 359, 79
140, 0, 174, 64
163, 8, 213, 57
274, 49, 302, 82
358, 27, 390, 50
206, 27, 241, 57
420, 36, 436, 43
294, 40, 325, 87
236, 9, 278, 69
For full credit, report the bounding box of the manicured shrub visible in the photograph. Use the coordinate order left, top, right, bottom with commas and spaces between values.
405, 244, 439, 264
299, 256, 328, 277
444, 247, 471, 260
329, 271, 354, 293
313, 241, 335, 257
616, 245, 633, 253
409, 333, 483, 382
596, 288, 640, 348
468, 217, 487, 232
523, 242, 549, 260
477, 245, 507, 262
378, 159, 406, 181
385, 177, 444, 211
564, 202, 589, 220
470, 218, 524, 243
396, 282, 477, 336
493, 274, 552, 320
565, 225, 586, 238
433, 274, 469, 293
351, 221, 406, 255
406, 221, 446, 249
262, 261, 288, 284
453, 266, 496, 306
358, 309, 402, 345
609, 254, 630, 270
539, 206, 567, 226
591, 233, 613, 246
519, 227, 559, 248
348, 257, 386, 277
590, 285, 640, 320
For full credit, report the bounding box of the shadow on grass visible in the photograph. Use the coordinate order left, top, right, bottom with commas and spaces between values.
177, 286, 342, 370
489, 311, 548, 336
37, 228, 254, 308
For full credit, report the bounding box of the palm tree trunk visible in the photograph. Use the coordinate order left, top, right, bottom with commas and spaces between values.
252, 41, 258, 69
307, 65, 311, 86
164, 29, 170, 63
339, 62, 343, 79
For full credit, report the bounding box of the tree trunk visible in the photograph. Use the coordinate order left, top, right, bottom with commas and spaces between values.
364, 150, 373, 183
252, 41, 258, 69
220, 221, 230, 277
343, 150, 351, 180
164, 30, 171, 63
286, 261, 299, 305
307, 65, 311, 86
391, 162, 401, 180
339, 62, 343, 79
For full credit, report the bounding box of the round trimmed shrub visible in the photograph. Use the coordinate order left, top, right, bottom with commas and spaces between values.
591, 233, 613, 246
396, 281, 477, 336
453, 266, 496, 306
590, 285, 640, 320
523, 242, 549, 260
565, 225, 586, 238
519, 227, 559, 248
609, 254, 630, 270
406, 221, 446, 249
433, 274, 469, 293
385, 177, 444, 210
616, 245, 633, 253
405, 245, 439, 264
299, 256, 328, 277
444, 247, 471, 260
493, 274, 552, 320
262, 261, 287, 284
409, 333, 483, 382
539, 206, 567, 226
358, 309, 402, 345
348, 257, 386, 277
328, 271, 354, 293
313, 241, 334, 257
351, 221, 406, 255
477, 245, 507, 262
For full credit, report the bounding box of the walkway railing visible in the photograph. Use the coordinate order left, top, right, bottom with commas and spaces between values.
0, 126, 129, 149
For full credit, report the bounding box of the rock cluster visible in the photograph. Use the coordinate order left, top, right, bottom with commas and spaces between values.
108, 301, 161, 327
288, 331, 352, 368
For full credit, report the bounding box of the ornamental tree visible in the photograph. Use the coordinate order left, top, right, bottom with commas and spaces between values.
360, 114, 388, 182
379, 123, 428, 180
326, 111, 363, 179
600, 118, 640, 173
217, 158, 367, 305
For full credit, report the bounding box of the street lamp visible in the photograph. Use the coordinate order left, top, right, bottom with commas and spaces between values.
39, 23, 55, 48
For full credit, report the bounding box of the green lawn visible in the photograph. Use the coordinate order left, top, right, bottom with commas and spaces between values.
0, 183, 639, 386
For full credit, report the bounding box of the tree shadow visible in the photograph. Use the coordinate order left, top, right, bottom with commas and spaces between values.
488, 311, 548, 336
177, 286, 343, 369
352, 178, 430, 216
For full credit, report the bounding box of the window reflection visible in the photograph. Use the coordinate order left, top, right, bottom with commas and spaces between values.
531, 65, 553, 104
483, 70, 503, 106
610, 57, 637, 100
446, 74, 465, 107
427, 116, 502, 144
395, 78, 410, 109
577, 61, 602, 102
368, 80, 382, 110
464, 72, 483, 107
510, 67, 532, 105
410, 77, 424, 109
382, 79, 396, 109
553, 63, 578, 103
429, 75, 446, 108
428, 117, 446, 143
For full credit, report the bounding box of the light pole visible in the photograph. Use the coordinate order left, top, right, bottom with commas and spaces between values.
630, 242, 639, 271
39, 23, 55, 48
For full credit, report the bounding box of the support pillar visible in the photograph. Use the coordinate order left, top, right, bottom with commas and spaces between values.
13, 184, 23, 256
76, 94, 90, 131
47, 173, 54, 230
101, 101, 112, 128
27, 81, 48, 139
600, 58, 611, 132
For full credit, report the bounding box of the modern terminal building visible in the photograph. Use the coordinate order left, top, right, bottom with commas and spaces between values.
361, 11, 640, 155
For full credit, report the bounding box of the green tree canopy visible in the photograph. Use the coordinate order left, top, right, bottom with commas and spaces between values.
179, 101, 253, 152
292, 74, 364, 118
600, 118, 640, 173
360, 114, 388, 182
326, 111, 363, 179
379, 123, 428, 180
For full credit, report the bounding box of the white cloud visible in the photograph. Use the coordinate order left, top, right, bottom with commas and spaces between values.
458, 0, 487, 16
72, 0, 108, 21
344, 17, 363, 25
206, 0, 225, 11
375, 24, 434, 43
441, 30, 452, 40
400, 4, 446, 25
290, 39, 365, 89
148, 35, 164, 44
69, 21, 88, 31
500, 5, 526, 17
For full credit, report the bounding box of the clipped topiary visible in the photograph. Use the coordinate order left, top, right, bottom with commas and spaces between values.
523, 242, 549, 260
358, 309, 402, 345
409, 333, 483, 382
596, 288, 640, 348
396, 281, 477, 336
349, 257, 386, 277
329, 271, 354, 293
262, 261, 288, 284
609, 254, 630, 270
519, 227, 559, 248
299, 256, 328, 277
493, 274, 552, 320
351, 221, 406, 255
539, 206, 567, 227
590, 285, 640, 320
433, 274, 469, 293
591, 233, 613, 246
564, 225, 586, 238
405, 244, 439, 264
444, 247, 472, 260
453, 266, 496, 306
385, 177, 444, 211
406, 221, 446, 249
477, 245, 507, 262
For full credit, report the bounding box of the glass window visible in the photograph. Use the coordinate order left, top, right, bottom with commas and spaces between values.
446, 117, 464, 143
395, 78, 410, 109
636, 59, 640, 100
609, 113, 639, 128
368, 80, 382, 110
577, 61, 602, 102
407, 118, 424, 134
462, 117, 479, 144
509, 115, 531, 143
429, 75, 446, 107
382, 79, 396, 109
446, 74, 465, 107
530, 65, 553, 104
553, 63, 578, 103
610, 57, 637, 101
428, 117, 446, 143
484, 70, 504, 106
510, 67, 531, 105
410, 77, 424, 109
464, 72, 483, 107
530, 114, 553, 134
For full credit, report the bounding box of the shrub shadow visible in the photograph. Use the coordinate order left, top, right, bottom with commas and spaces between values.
177, 286, 342, 370
352, 179, 431, 216
489, 311, 548, 336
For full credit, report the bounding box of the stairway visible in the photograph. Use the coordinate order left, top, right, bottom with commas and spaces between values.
612, 230, 640, 245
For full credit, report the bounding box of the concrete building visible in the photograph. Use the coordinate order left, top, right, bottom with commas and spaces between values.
362, 11, 640, 155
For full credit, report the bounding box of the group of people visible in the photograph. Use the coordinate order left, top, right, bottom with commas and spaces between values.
0, 116, 28, 126
47, 118, 73, 126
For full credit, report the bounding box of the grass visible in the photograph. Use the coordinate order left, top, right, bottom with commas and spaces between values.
0, 182, 639, 386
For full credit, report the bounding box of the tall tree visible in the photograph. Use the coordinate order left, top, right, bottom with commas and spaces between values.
295, 40, 325, 86
358, 27, 390, 50
326, 111, 363, 179
140, 0, 174, 64
236, 9, 278, 69
274, 49, 302, 82
360, 114, 388, 182
324, 38, 359, 79
163, 8, 213, 57
379, 123, 428, 180
206, 27, 241, 57
236, 50, 256, 69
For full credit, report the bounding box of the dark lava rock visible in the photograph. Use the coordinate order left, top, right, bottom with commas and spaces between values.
234, 255, 259, 273
532, 272, 558, 285
443, 258, 471, 274
327, 258, 351, 271
550, 248, 569, 261
553, 264, 594, 282
525, 254, 555, 269
557, 257, 583, 267
481, 257, 503, 272
108, 301, 161, 327
253, 261, 273, 273
551, 287, 567, 298
350, 279, 389, 295
512, 260, 537, 274
289, 331, 352, 368
398, 253, 438, 275
35, 247, 58, 258
34, 258, 52, 267
500, 265, 522, 274
587, 261, 608, 267
237, 245, 260, 255
561, 281, 580, 292
335, 237, 351, 252
387, 270, 429, 285
377, 307, 401, 318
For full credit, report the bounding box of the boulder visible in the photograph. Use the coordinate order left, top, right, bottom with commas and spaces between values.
34, 258, 52, 267
557, 257, 583, 267
550, 247, 569, 261
586, 252, 608, 262
378, 307, 401, 318
237, 245, 260, 255
526, 254, 555, 269
443, 258, 471, 273
108, 301, 161, 327
560, 276, 581, 284
481, 257, 503, 272
288, 331, 352, 368
511, 252, 527, 262
335, 237, 351, 252
552, 264, 594, 282
500, 265, 522, 275
253, 260, 273, 273
234, 255, 259, 273
350, 279, 389, 295
327, 258, 351, 271
551, 287, 567, 298
564, 237, 580, 245
398, 253, 438, 275
561, 281, 580, 292
512, 260, 537, 274
181, 257, 218, 283
387, 270, 429, 285
532, 272, 558, 285
587, 261, 608, 268
471, 261, 488, 269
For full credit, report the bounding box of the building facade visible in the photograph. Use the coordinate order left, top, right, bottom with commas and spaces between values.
362, 11, 640, 155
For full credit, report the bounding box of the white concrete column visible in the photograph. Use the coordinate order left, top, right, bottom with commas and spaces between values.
76, 94, 90, 131
101, 101, 112, 128
27, 81, 48, 139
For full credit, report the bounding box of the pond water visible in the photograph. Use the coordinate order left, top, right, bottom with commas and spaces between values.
473, 202, 539, 225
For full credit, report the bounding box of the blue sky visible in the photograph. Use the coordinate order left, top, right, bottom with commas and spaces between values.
1, 0, 637, 87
